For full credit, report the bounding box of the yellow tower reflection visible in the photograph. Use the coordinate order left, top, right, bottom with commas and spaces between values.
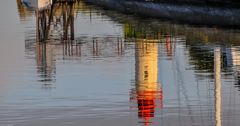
134, 40, 163, 126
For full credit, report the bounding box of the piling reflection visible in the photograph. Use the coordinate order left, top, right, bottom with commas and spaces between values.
19, 0, 75, 42
35, 1, 75, 41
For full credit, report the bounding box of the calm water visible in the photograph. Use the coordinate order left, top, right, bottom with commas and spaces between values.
1, 0, 240, 126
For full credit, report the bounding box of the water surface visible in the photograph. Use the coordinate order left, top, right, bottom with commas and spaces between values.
1, 0, 240, 126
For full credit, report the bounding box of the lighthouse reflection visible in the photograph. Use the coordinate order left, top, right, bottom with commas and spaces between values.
130, 39, 163, 126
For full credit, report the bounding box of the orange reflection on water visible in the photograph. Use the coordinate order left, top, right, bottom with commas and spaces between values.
136, 88, 163, 126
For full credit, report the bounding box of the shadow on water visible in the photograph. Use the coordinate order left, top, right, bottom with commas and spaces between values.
14, 0, 240, 125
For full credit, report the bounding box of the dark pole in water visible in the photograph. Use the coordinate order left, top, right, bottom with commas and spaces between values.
36, 11, 39, 42
70, 2, 74, 40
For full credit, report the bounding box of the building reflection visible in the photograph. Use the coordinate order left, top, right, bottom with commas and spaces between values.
16, 0, 126, 87
17, 0, 125, 55
130, 39, 163, 126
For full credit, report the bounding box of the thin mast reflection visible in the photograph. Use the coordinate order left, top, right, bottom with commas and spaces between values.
214, 47, 222, 126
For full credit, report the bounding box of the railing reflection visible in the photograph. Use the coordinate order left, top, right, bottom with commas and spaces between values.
63, 40, 81, 56
36, 42, 56, 88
